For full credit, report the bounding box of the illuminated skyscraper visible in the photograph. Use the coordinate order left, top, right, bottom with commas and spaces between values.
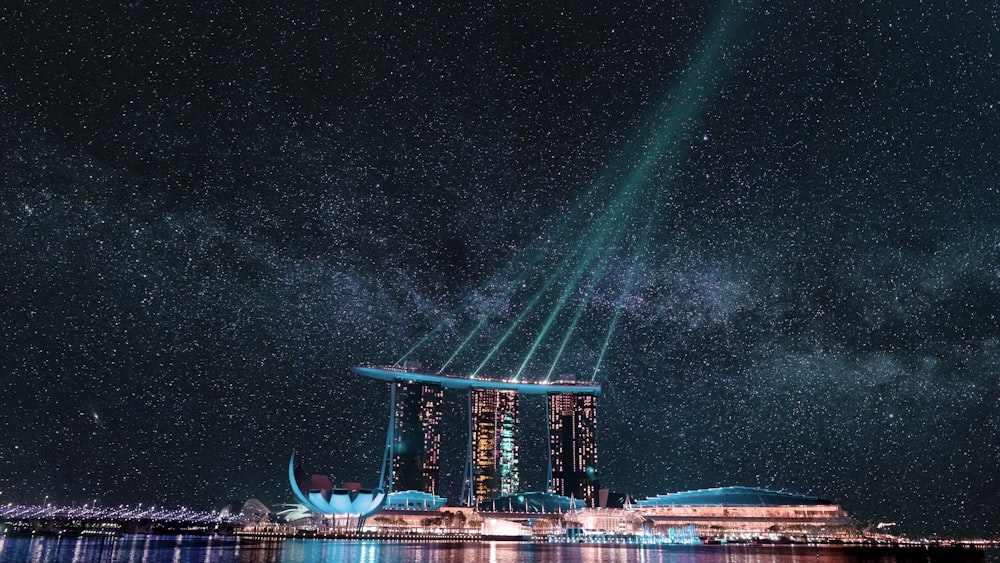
467, 388, 519, 504
389, 380, 443, 494
547, 392, 598, 506
354, 364, 600, 507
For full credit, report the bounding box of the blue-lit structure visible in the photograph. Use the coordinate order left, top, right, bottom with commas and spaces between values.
631, 486, 850, 540
385, 490, 448, 510
353, 366, 602, 395
634, 486, 830, 507
354, 364, 602, 507
479, 492, 585, 513
287, 454, 386, 519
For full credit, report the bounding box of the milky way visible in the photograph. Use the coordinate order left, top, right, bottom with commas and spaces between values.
1, 1, 998, 536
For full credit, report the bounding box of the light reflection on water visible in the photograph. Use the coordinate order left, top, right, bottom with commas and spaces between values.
0, 536, 990, 563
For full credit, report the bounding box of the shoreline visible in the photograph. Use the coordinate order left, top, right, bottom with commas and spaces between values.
1, 525, 993, 551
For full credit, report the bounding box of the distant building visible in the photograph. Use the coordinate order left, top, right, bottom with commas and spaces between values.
390, 380, 443, 494
633, 486, 852, 539
470, 388, 520, 503
547, 391, 598, 506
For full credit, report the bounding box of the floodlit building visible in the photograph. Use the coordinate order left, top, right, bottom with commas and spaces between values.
470, 388, 520, 503
287, 454, 386, 520
389, 380, 443, 495
351, 365, 601, 507
284, 365, 867, 545
547, 390, 598, 506
384, 490, 448, 510
633, 486, 853, 539
564, 508, 648, 534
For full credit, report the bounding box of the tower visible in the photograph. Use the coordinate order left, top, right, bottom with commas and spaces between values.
466, 388, 519, 504
547, 392, 598, 506
354, 364, 599, 508
385, 380, 443, 494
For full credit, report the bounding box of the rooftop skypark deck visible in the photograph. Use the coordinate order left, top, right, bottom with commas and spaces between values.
353, 365, 602, 395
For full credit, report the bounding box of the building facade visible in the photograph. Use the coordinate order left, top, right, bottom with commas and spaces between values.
547, 392, 598, 506
390, 380, 443, 494
354, 365, 601, 507
470, 388, 520, 503
633, 487, 853, 539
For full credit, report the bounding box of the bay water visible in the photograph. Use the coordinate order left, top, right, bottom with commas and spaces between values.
0, 535, 991, 563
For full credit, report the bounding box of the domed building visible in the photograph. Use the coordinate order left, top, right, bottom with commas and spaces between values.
632, 486, 854, 540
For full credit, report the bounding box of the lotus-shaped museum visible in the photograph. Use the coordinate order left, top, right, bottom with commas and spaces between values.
288, 453, 386, 518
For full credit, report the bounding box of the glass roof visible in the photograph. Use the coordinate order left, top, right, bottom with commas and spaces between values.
635, 486, 830, 507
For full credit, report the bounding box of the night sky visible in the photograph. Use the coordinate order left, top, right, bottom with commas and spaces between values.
2, 1, 998, 538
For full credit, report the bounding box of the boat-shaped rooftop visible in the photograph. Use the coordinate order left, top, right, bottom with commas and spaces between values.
353, 365, 601, 395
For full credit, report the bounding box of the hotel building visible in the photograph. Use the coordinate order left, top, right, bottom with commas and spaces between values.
547, 391, 598, 506
470, 388, 520, 504
353, 365, 600, 506
386, 380, 443, 494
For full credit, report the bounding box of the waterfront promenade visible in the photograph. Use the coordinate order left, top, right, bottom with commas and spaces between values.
0, 503, 243, 536
2, 502, 996, 551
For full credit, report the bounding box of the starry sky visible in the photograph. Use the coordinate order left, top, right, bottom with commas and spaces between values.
2, 1, 998, 538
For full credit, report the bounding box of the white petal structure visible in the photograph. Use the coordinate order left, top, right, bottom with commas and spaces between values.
289, 453, 386, 518
275, 504, 313, 522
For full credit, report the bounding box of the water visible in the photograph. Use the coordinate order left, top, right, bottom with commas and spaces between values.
0, 536, 991, 563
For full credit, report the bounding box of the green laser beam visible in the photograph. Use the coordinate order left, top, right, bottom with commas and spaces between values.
588, 2, 743, 380
469, 237, 600, 377
470, 178, 644, 379
451, 1, 746, 381
591, 147, 671, 380
396, 326, 443, 365
513, 112, 672, 381
512, 213, 632, 380
470, 269, 561, 378
439, 178, 620, 374
592, 227, 650, 382
437, 267, 535, 374
544, 254, 612, 382
509, 129, 663, 381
